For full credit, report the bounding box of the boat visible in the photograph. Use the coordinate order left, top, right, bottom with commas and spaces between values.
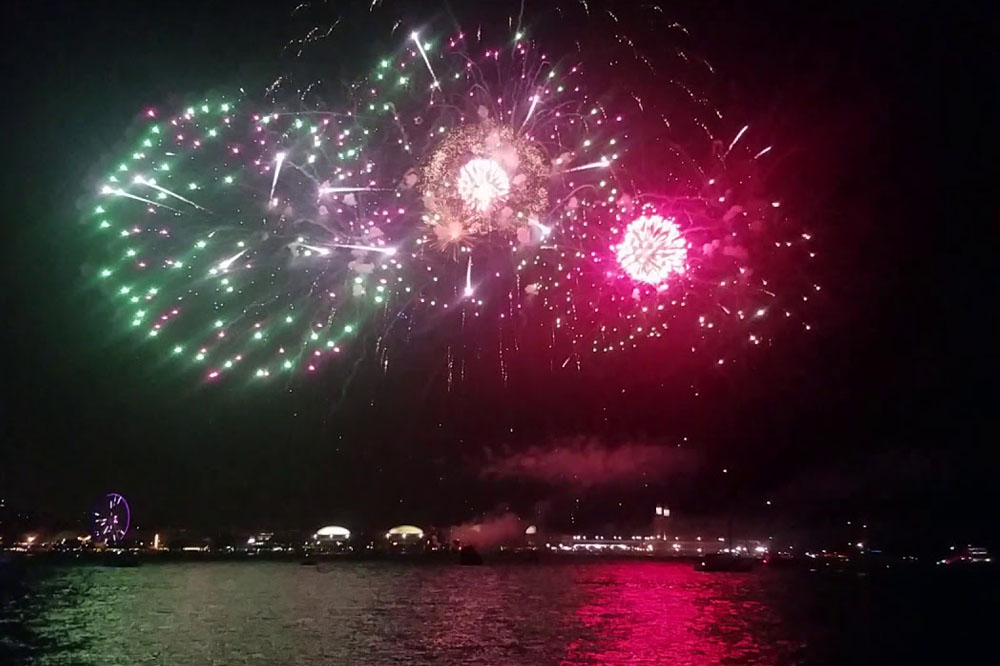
695, 553, 754, 572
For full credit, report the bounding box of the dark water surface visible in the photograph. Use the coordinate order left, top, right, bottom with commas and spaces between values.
1, 561, 993, 665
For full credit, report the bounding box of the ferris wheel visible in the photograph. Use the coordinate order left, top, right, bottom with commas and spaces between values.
92, 493, 131, 544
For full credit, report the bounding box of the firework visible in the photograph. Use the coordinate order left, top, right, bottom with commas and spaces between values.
89, 25, 620, 383
615, 215, 688, 286
89, 100, 394, 381
87, 4, 817, 385
423, 123, 548, 247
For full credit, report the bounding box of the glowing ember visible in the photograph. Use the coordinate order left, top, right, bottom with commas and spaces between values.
457, 158, 510, 212
616, 215, 687, 285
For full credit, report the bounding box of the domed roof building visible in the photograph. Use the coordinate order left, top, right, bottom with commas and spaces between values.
312, 525, 351, 542
386, 525, 424, 539
384, 525, 426, 552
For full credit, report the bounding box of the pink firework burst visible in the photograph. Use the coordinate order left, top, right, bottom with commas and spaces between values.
616, 214, 688, 286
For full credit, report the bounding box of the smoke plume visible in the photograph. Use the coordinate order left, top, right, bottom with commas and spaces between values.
450, 512, 526, 549
481, 436, 688, 489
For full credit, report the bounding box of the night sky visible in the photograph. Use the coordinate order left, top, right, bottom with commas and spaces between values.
1, 1, 992, 549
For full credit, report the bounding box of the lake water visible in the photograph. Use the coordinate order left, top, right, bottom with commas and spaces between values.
1, 560, 993, 665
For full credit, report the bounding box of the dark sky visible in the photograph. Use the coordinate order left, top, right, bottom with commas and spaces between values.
0, 1, 992, 548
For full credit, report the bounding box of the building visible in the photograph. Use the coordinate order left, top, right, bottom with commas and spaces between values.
652, 505, 671, 539
306, 525, 352, 554
385, 525, 425, 552
312, 525, 351, 544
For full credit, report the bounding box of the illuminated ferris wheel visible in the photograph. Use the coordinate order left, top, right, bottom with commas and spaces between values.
92, 492, 131, 544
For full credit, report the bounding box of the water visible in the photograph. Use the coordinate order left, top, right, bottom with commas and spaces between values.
1, 560, 993, 665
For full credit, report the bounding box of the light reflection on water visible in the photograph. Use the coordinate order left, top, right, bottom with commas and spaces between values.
565, 564, 785, 664
0, 561, 990, 665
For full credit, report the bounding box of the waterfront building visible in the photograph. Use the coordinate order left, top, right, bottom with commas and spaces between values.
312, 525, 351, 544
385, 525, 425, 552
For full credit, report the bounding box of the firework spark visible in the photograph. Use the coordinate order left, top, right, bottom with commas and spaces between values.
616, 215, 687, 286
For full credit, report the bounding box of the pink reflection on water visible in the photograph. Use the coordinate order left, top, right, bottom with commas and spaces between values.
562, 563, 783, 665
